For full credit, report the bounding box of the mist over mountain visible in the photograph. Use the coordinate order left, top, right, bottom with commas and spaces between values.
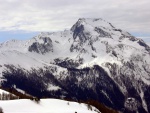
0, 18, 150, 113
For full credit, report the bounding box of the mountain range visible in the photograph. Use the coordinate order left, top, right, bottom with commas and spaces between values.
0, 18, 150, 113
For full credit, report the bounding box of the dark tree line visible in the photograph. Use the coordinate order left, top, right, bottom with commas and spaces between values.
0, 92, 18, 100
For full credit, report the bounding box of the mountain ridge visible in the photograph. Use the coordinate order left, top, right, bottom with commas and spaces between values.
0, 18, 150, 113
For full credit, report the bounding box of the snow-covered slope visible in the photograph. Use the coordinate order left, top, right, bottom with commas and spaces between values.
0, 18, 150, 113
0, 99, 99, 113
0, 18, 149, 71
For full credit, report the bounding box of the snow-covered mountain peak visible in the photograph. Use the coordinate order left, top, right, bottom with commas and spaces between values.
1, 18, 150, 113
73, 18, 114, 28
71, 18, 114, 34
71, 18, 133, 43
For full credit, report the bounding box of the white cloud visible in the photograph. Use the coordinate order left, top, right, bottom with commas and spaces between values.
0, 0, 150, 34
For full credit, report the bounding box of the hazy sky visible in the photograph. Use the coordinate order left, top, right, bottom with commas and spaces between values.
0, 0, 150, 43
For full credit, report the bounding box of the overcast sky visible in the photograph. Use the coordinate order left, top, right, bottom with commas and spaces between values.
0, 0, 150, 43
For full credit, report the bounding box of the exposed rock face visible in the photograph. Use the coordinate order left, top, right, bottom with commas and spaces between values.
124, 98, 140, 112
0, 18, 150, 113
29, 37, 53, 54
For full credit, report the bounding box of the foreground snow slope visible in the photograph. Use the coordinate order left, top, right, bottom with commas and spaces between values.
0, 99, 99, 113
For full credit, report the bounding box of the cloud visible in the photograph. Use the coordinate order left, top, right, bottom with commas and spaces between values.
0, 0, 150, 35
